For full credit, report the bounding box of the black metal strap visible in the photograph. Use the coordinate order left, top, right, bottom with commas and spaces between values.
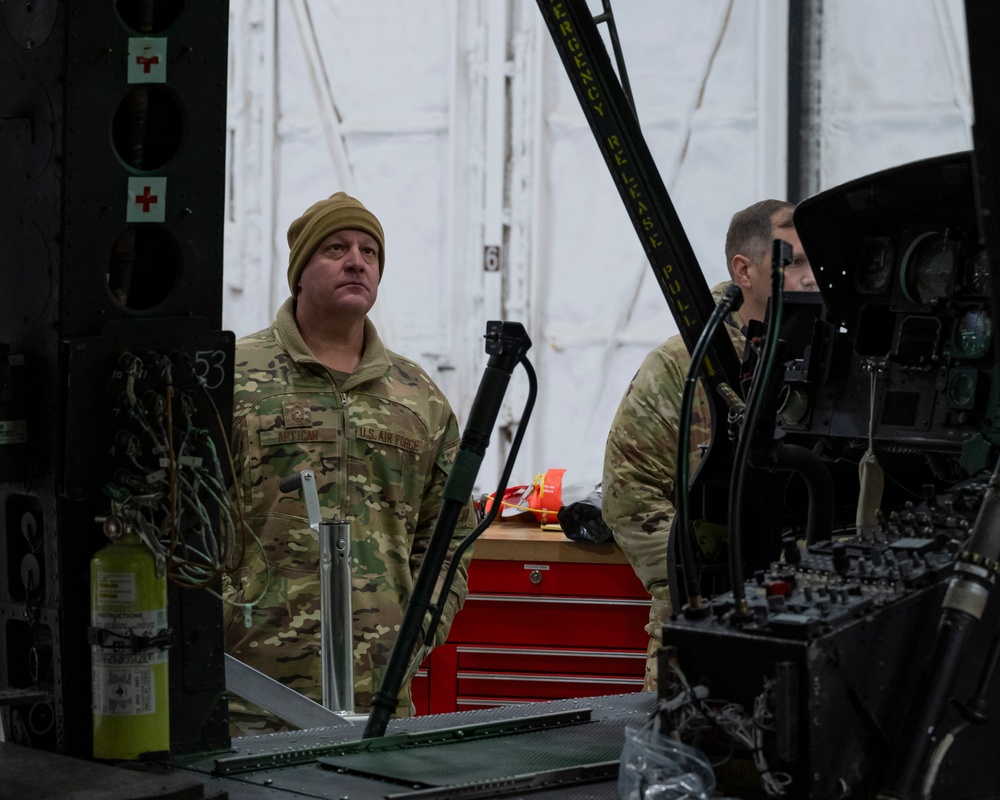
538, 0, 745, 605
964, 0, 1000, 371
535, 0, 742, 397
88, 626, 174, 653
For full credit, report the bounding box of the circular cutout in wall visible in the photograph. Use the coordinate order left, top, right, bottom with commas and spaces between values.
116, 0, 184, 34
111, 85, 183, 171
107, 225, 179, 311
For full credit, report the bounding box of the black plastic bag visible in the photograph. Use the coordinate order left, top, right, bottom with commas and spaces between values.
557, 489, 613, 544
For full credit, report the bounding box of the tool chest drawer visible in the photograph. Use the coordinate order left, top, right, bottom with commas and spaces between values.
419, 545, 650, 715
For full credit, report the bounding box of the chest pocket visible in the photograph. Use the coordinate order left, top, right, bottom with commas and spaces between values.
346, 396, 431, 514
247, 396, 343, 510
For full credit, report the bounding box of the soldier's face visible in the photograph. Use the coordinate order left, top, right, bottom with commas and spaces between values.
734, 216, 817, 324
772, 224, 816, 293
298, 229, 380, 316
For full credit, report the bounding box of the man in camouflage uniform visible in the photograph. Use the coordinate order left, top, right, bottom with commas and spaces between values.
602, 199, 817, 690
224, 192, 475, 733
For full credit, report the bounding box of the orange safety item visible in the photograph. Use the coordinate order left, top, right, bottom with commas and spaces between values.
482, 485, 530, 518
526, 468, 565, 524
483, 468, 566, 524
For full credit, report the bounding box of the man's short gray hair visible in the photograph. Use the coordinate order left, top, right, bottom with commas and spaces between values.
724, 199, 795, 274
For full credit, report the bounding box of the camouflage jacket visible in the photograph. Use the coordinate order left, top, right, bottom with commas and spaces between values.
224, 298, 475, 727
601, 282, 745, 686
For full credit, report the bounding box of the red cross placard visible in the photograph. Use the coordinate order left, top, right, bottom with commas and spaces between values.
126, 177, 167, 223
127, 38, 167, 84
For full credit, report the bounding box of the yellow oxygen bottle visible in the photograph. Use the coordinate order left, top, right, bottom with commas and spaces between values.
90, 516, 170, 759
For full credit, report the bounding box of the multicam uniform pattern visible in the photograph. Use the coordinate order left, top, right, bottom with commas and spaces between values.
224, 298, 475, 733
602, 282, 745, 690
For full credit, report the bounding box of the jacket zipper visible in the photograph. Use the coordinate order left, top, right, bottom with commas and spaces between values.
339, 390, 349, 520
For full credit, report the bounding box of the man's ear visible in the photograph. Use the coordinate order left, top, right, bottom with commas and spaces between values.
731, 255, 752, 288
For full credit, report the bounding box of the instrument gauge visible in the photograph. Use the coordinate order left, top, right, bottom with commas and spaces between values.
965, 248, 991, 295
955, 309, 992, 359
855, 238, 894, 294
900, 232, 956, 305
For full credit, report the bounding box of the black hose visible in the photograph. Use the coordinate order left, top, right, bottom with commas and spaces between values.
752, 442, 834, 545
423, 356, 537, 646
675, 284, 743, 608
363, 324, 533, 739
729, 241, 788, 614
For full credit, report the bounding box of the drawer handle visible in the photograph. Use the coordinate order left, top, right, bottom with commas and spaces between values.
468, 594, 649, 607
457, 673, 644, 686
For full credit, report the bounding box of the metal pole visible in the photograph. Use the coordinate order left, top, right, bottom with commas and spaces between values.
319, 520, 354, 714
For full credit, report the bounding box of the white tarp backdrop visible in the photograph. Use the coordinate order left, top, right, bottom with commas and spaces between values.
223, 0, 972, 496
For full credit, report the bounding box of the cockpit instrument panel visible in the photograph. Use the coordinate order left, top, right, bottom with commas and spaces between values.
964, 247, 991, 295
855, 237, 895, 295
899, 231, 957, 305
784, 152, 1000, 472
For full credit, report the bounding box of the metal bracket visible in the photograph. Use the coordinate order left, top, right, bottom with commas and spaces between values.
214, 708, 591, 776
223, 654, 356, 733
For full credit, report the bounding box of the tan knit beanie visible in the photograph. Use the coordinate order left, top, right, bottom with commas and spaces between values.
286, 191, 386, 296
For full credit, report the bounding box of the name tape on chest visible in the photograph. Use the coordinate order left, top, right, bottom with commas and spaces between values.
356, 426, 423, 454
259, 428, 337, 446
258, 425, 424, 455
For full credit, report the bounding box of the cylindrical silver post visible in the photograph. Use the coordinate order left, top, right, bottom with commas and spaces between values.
318, 520, 354, 713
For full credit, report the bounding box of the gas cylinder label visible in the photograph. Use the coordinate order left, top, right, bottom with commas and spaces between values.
92, 607, 167, 715
92, 665, 157, 715
95, 571, 138, 604
92, 608, 168, 667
